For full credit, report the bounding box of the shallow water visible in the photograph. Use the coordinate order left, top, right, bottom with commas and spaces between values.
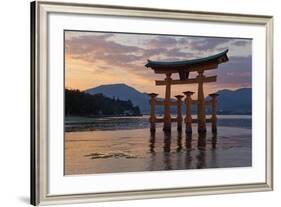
65, 123, 252, 175
65, 115, 252, 131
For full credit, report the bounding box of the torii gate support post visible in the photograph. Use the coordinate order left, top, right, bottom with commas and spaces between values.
148, 93, 158, 132
183, 91, 194, 133
197, 70, 207, 133
175, 95, 184, 131
209, 93, 219, 133
163, 73, 172, 132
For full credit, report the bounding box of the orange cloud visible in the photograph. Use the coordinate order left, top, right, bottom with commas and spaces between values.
65, 31, 252, 98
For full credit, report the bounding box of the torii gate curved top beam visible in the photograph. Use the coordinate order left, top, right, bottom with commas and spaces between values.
145, 49, 229, 79
145, 49, 228, 69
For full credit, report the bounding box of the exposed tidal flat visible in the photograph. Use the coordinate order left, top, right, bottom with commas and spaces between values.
64, 115, 252, 175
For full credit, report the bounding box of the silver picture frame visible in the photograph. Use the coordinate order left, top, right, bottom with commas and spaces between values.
30, 0, 273, 205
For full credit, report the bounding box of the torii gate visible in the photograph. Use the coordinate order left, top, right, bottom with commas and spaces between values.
145, 49, 229, 133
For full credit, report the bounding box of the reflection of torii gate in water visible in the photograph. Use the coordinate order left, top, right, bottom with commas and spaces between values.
145, 49, 229, 133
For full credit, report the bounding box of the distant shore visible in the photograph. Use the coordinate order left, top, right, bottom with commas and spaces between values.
66, 114, 143, 119
65, 114, 251, 132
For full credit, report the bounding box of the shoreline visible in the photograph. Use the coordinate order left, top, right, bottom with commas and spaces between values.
65, 115, 252, 132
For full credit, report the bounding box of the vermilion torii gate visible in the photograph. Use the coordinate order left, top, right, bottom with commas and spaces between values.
145, 49, 229, 133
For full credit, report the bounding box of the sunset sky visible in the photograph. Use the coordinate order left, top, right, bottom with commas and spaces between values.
65, 31, 252, 98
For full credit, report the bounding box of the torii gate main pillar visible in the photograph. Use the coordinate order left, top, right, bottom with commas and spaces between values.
163, 73, 172, 131
197, 70, 207, 133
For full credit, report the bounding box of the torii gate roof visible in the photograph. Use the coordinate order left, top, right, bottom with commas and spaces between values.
145, 49, 229, 73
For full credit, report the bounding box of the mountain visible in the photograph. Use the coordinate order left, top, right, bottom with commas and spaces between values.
205, 88, 251, 114
85, 84, 151, 113
85, 84, 252, 115
211, 88, 252, 114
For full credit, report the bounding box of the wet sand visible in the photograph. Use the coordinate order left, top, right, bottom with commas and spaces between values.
65, 125, 251, 175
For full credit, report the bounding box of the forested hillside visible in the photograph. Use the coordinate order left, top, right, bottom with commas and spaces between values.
65, 89, 141, 116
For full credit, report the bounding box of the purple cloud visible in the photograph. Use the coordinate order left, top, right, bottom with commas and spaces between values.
65, 31, 252, 87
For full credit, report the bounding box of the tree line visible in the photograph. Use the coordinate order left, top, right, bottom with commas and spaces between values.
65, 89, 141, 117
